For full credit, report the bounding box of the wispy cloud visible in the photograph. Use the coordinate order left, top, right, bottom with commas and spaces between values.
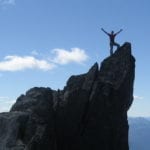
31, 50, 39, 56
0, 96, 9, 99
0, 96, 15, 112
134, 95, 144, 100
0, 0, 16, 5
0, 55, 55, 71
52, 48, 89, 65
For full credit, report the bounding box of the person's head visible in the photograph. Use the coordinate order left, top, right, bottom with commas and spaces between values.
111, 31, 114, 34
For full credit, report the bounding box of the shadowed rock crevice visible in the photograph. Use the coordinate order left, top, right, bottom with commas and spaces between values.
0, 42, 135, 150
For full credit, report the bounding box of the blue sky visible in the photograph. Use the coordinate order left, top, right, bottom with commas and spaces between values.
0, 0, 149, 117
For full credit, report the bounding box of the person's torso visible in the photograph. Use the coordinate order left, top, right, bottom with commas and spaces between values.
109, 34, 116, 43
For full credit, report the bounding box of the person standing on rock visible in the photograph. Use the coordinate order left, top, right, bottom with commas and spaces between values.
101, 28, 123, 55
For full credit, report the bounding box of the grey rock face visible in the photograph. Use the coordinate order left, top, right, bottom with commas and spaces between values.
0, 42, 135, 150
0, 112, 29, 150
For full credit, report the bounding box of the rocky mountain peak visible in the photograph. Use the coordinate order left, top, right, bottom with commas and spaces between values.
0, 42, 135, 150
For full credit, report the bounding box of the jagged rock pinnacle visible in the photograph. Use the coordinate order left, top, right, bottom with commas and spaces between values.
0, 42, 135, 150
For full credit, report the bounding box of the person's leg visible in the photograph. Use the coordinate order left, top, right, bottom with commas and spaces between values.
110, 43, 113, 55
113, 42, 120, 49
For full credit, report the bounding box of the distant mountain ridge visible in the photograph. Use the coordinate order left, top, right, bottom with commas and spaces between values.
129, 117, 150, 150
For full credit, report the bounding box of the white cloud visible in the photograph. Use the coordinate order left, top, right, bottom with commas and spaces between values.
31, 50, 39, 56
0, 0, 16, 5
0, 96, 15, 112
0, 55, 55, 71
52, 48, 89, 65
134, 95, 144, 100
0, 47, 89, 72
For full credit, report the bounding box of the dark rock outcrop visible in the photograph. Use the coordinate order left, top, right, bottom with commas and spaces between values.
0, 42, 135, 150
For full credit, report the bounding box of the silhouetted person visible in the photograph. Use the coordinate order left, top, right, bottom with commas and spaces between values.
101, 28, 123, 55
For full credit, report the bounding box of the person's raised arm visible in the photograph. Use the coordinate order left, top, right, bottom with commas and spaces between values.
101, 28, 109, 35
115, 29, 123, 35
